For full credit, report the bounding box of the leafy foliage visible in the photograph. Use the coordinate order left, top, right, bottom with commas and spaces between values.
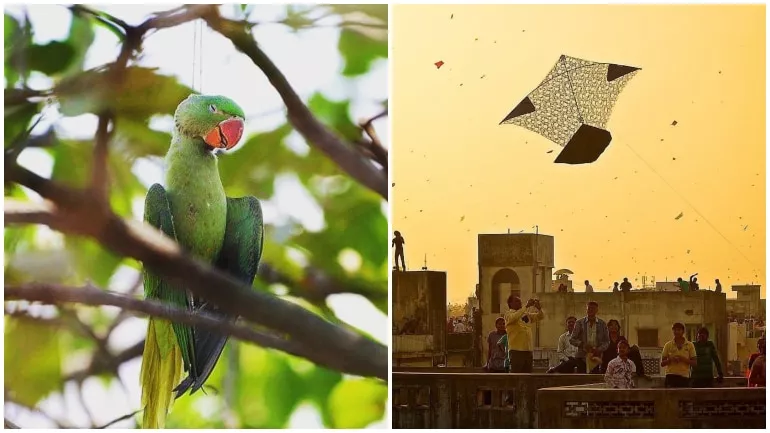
4, 4, 387, 429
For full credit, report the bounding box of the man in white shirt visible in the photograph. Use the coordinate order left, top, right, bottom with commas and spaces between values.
454, 321, 466, 333
547, 316, 579, 373
584, 280, 594, 293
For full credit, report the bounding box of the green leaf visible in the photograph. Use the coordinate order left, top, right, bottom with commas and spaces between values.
27, 41, 76, 76
4, 101, 40, 148
327, 378, 386, 428
337, 28, 387, 77
328, 5, 388, 23
55, 67, 193, 120
69, 6, 126, 42
4, 13, 20, 86
219, 123, 294, 197
294, 364, 342, 426
49, 139, 91, 188
307, 93, 361, 141
114, 117, 172, 158
61, 13, 95, 76
108, 150, 146, 217
237, 346, 303, 428
67, 237, 123, 287
282, 7, 315, 32
5, 316, 63, 407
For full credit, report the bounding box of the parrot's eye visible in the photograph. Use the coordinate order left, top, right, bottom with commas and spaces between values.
208, 104, 216, 113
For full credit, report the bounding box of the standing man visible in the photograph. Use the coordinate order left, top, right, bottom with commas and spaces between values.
504, 295, 543, 373
660, 322, 697, 388
392, 231, 406, 271
584, 280, 594, 293
715, 279, 722, 294
570, 301, 610, 373
620, 278, 632, 292
691, 327, 724, 388
547, 316, 579, 373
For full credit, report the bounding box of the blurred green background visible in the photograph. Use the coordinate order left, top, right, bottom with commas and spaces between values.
4, 4, 388, 428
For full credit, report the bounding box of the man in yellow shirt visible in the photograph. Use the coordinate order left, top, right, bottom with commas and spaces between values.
660, 322, 697, 388
504, 295, 544, 373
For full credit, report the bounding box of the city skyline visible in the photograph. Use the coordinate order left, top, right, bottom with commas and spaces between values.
392, 4, 766, 303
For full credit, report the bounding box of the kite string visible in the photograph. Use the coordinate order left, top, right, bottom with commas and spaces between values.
198, 19, 204, 93
622, 142, 759, 273
191, 20, 197, 91
561, 57, 583, 123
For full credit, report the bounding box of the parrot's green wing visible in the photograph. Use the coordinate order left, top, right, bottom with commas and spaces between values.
173, 196, 264, 397
144, 183, 197, 378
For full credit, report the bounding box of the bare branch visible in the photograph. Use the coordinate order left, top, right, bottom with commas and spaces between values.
65, 340, 144, 383
258, 262, 386, 305
4, 199, 58, 226
96, 409, 141, 429
90, 114, 113, 203
358, 110, 388, 169
139, 5, 215, 32
6, 282, 383, 379
7, 161, 387, 380
201, 11, 387, 200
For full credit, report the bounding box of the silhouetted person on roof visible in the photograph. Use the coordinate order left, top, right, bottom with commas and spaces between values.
620, 278, 632, 292
676, 277, 689, 292
392, 230, 406, 271
613, 282, 620, 293
715, 279, 722, 293
689, 273, 699, 291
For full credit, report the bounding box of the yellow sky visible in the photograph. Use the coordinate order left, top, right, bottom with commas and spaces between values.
392, 4, 766, 303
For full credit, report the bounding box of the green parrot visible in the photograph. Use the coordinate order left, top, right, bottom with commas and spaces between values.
139, 94, 264, 429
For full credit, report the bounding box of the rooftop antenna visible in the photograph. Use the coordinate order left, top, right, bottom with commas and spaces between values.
507, 228, 510, 234
422, 253, 428, 271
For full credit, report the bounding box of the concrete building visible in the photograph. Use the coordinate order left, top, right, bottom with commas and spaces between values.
533, 291, 728, 368
727, 284, 765, 321
551, 274, 574, 292
477, 232, 554, 346
475, 231, 736, 367
392, 270, 447, 367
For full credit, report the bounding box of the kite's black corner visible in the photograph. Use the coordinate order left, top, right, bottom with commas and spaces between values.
500, 97, 536, 124
554, 124, 612, 164
607, 64, 640, 82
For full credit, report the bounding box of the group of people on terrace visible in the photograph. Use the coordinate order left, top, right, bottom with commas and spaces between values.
556, 274, 724, 293
484, 297, 765, 389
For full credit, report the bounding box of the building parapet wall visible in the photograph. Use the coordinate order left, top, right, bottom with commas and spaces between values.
392, 372, 756, 429
537, 385, 765, 428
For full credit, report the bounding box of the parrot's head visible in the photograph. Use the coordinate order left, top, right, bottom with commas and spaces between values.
174, 94, 246, 152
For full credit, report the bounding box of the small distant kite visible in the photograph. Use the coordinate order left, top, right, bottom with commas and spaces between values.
434, 60, 444, 69
675, 212, 684, 220
500, 55, 640, 164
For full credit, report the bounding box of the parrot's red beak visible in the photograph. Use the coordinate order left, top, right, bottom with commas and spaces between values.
203, 118, 244, 151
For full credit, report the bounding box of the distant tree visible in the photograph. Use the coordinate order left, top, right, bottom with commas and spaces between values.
447, 302, 468, 318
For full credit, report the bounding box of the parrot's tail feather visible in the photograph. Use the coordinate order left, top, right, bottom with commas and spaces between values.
140, 318, 183, 429
173, 331, 229, 399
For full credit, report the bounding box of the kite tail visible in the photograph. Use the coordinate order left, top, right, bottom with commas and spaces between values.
140, 318, 183, 429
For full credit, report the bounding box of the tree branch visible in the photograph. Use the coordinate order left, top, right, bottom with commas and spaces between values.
5, 281, 384, 380
65, 340, 144, 383
200, 10, 387, 200
258, 262, 386, 305
358, 110, 388, 170
5, 4, 387, 384
90, 113, 113, 203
